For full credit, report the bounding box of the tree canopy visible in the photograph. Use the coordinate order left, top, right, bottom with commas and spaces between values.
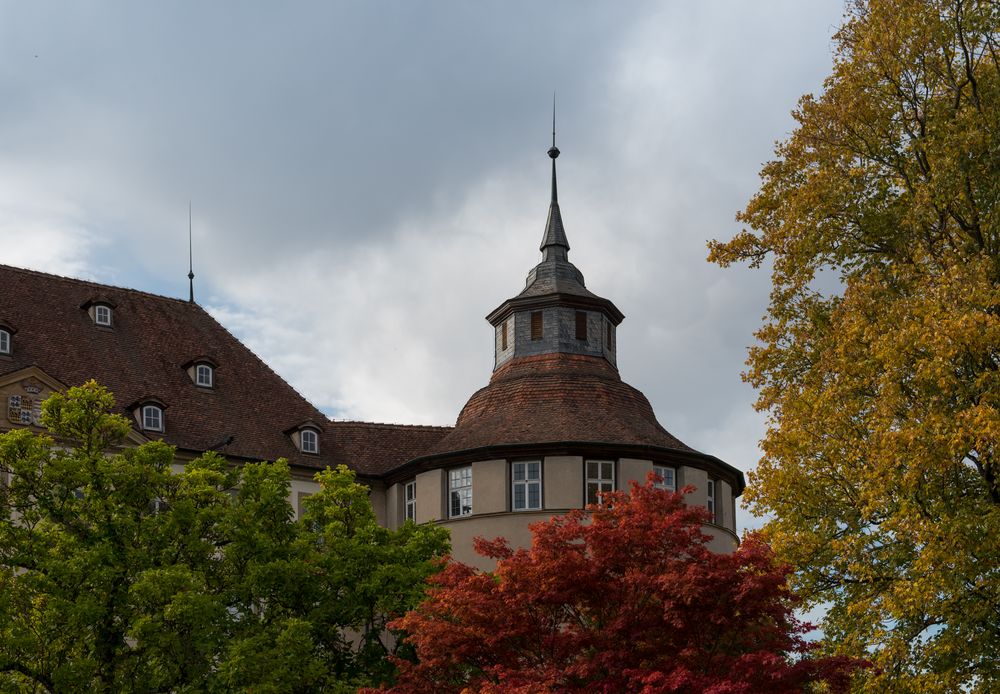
709, 0, 1000, 689
0, 381, 449, 692
375, 480, 861, 694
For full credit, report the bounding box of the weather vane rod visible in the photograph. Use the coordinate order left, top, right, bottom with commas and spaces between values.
188, 201, 195, 303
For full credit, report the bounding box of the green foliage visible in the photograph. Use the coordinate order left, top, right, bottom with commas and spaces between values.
0, 381, 449, 692
710, 1, 1000, 690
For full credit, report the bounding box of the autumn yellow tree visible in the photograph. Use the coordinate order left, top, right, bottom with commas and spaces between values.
709, 0, 1000, 690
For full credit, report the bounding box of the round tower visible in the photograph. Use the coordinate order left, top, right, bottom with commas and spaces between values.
385, 137, 745, 569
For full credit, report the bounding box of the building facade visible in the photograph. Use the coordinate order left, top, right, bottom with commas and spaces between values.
0, 143, 743, 567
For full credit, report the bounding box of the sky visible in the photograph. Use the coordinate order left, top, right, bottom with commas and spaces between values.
0, 1, 846, 531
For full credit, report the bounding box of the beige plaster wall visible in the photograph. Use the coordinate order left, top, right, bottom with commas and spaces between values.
472, 459, 507, 514
441, 510, 554, 571
368, 482, 387, 526
681, 466, 708, 508
415, 468, 444, 524
386, 481, 402, 529
544, 455, 583, 508
719, 480, 734, 531
289, 476, 321, 520
619, 457, 652, 489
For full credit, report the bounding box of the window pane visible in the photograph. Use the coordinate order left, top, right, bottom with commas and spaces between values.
528, 482, 540, 508
527, 462, 540, 480
601, 462, 613, 480
587, 482, 599, 505
513, 463, 525, 481
587, 461, 598, 479
514, 485, 525, 510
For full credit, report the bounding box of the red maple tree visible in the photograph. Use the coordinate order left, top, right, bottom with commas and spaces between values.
374, 478, 862, 693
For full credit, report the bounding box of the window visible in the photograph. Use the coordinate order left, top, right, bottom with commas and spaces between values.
195, 363, 213, 387
575, 311, 587, 341
707, 479, 717, 523
404, 481, 416, 521
142, 404, 163, 432
586, 460, 614, 505
605, 320, 614, 350
512, 461, 542, 511
0, 329, 9, 355
449, 466, 472, 518
530, 311, 543, 340
501, 320, 508, 351
94, 304, 112, 326
653, 465, 676, 492
300, 428, 319, 454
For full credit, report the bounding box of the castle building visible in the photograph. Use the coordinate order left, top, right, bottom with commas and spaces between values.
0, 142, 744, 567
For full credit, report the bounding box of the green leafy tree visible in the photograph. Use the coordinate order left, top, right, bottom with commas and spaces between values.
709, 0, 1000, 690
0, 381, 449, 692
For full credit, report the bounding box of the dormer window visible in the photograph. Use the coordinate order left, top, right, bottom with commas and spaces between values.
183, 357, 219, 389
195, 364, 213, 387
0, 328, 10, 355
142, 404, 164, 432
300, 428, 319, 454
94, 304, 112, 326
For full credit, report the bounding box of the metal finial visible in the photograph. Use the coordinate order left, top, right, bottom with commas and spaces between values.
188, 201, 195, 303
548, 92, 559, 159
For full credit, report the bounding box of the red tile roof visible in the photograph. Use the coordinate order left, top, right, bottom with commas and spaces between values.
0, 265, 442, 475
328, 421, 452, 476
425, 353, 698, 456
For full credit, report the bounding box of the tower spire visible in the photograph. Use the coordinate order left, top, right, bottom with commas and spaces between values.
188, 201, 195, 303
540, 94, 569, 261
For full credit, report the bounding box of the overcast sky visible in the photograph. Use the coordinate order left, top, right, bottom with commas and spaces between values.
0, 1, 845, 530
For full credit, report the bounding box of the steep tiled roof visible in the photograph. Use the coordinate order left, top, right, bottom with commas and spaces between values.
426, 353, 698, 456
0, 265, 340, 470
328, 421, 452, 476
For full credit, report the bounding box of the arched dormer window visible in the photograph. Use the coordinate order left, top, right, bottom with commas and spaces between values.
195, 364, 213, 387
142, 405, 164, 432
183, 357, 219, 389
129, 397, 167, 433
81, 297, 117, 328
284, 421, 323, 455
0, 322, 14, 356
300, 428, 319, 454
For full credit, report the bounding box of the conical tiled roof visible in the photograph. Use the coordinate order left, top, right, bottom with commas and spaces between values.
426, 353, 696, 455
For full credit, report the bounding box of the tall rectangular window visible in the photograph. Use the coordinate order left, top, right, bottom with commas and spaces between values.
707, 479, 717, 523
501, 320, 508, 350
404, 480, 416, 522
653, 465, 676, 492
0, 329, 9, 355
512, 461, 542, 511
449, 466, 472, 518
586, 460, 615, 505
530, 311, 543, 340
575, 311, 587, 341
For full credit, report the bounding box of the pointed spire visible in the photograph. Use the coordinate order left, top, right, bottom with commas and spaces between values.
540, 94, 569, 262
188, 201, 196, 303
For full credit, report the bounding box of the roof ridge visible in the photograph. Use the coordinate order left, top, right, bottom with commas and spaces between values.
195, 304, 332, 426
0, 263, 198, 306
329, 419, 454, 431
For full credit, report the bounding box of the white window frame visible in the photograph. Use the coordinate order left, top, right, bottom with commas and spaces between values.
142, 405, 163, 432
449, 466, 472, 518
707, 479, 717, 523
195, 363, 213, 387
404, 480, 416, 522
653, 465, 676, 492
0, 329, 9, 355
512, 460, 542, 511
94, 304, 112, 326
299, 428, 319, 454
586, 460, 615, 506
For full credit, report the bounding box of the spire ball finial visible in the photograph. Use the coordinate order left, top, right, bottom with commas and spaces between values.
548, 145, 560, 159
